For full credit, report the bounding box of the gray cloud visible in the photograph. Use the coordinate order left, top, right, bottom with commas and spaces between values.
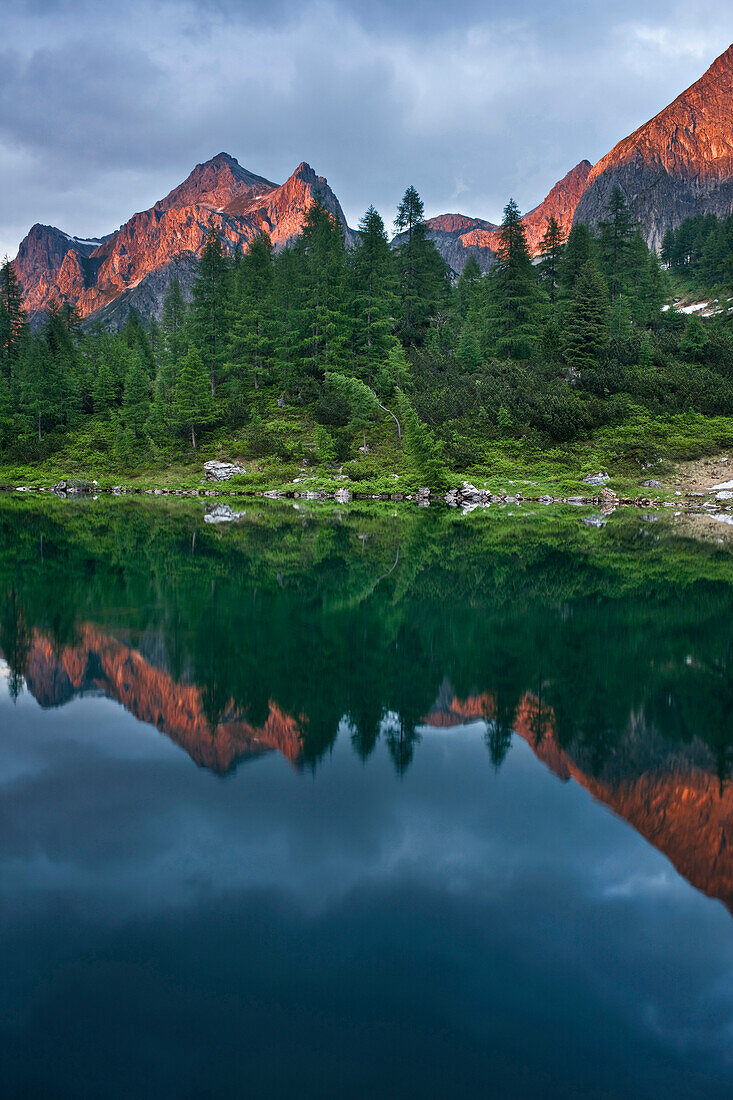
1, 0, 731, 257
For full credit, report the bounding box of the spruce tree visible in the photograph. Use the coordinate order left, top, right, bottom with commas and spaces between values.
395, 186, 424, 241
349, 206, 396, 383
161, 278, 188, 381
396, 390, 447, 487
0, 259, 27, 378
487, 198, 540, 359
563, 260, 610, 372
119, 352, 151, 455
537, 216, 565, 306
191, 228, 230, 396
18, 338, 57, 443
454, 255, 482, 320
172, 348, 216, 449
393, 186, 450, 346
598, 186, 637, 302
294, 201, 350, 379
559, 223, 594, 298
230, 233, 276, 396
93, 356, 117, 416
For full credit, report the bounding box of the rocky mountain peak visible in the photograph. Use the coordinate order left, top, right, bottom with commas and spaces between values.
574, 43, 733, 248
156, 152, 277, 213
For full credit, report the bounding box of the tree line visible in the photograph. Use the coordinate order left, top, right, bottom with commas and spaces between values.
0, 185, 731, 477
661, 212, 733, 289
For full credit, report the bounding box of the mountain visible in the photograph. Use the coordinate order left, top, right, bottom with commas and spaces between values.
13, 154, 354, 327
574, 44, 733, 249
418, 160, 592, 274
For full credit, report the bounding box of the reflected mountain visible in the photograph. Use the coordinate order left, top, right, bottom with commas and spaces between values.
20, 628, 305, 773
1, 496, 731, 916
6, 624, 733, 915
429, 693, 733, 914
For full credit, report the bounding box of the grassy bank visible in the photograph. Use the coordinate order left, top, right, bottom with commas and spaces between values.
2, 404, 732, 504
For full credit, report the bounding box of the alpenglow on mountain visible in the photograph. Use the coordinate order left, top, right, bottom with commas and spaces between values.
13, 156, 354, 327
11, 43, 733, 325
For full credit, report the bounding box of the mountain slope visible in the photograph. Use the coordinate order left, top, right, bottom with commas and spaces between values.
418, 160, 592, 274
13, 154, 353, 327
574, 44, 733, 248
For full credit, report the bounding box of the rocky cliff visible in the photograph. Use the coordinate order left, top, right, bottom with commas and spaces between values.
574, 44, 733, 248
13, 154, 354, 328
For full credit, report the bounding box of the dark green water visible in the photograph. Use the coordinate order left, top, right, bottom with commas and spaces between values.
1, 497, 732, 1098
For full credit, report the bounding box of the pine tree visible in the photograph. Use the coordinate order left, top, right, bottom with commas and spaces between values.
559, 223, 594, 298
230, 233, 276, 397
161, 278, 188, 381
325, 371, 380, 453
191, 228, 230, 396
454, 255, 482, 320
563, 260, 610, 372
396, 390, 447, 487
18, 338, 58, 442
293, 201, 350, 379
395, 186, 424, 241
0, 370, 13, 451
393, 186, 450, 346
455, 323, 482, 370
119, 352, 151, 455
172, 348, 216, 449
41, 302, 84, 429
487, 198, 541, 359
93, 356, 117, 416
0, 259, 27, 378
537, 216, 565, 306
598, 186, 637, 302
349, 206, 396, 383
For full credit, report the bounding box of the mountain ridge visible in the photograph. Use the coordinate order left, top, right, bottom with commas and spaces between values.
11, 42, 733, 322
574, 42, 733, 247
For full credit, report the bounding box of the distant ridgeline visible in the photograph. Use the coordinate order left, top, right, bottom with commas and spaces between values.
0, 181, 732, 480
662, 213, 733, 289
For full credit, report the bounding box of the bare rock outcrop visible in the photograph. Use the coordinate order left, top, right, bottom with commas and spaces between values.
574, 44, 733, 248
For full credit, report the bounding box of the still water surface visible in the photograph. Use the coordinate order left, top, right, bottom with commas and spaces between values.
0, 497, 732, 1098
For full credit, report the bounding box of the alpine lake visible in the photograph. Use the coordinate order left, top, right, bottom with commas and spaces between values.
1, 493, 732, 1098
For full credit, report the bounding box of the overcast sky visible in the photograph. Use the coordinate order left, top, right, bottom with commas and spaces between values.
1, 0, 731, 258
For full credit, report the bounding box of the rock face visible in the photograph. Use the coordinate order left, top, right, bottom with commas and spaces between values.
13, 153, 354, 328
574, 44, 733, 249
417, 160, 592, 274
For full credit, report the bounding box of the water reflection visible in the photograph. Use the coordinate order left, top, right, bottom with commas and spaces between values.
0, 496, 732, 1095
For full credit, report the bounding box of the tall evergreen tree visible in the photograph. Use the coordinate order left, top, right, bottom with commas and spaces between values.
393, 186, 450, 346
598, 186, 637, 302
537, 216, 565, 306
18, 338, 58, 442
487, 199, 541, 360
559, 223, 594, 298
172, 348, 216, 449
563, 260, 610, 372
395, 186, 424, 242
230, 233, 276, 395
0, 259, 27, 378
349, 206, 396, 384
191, 228, 230, 396
293, 201, 350, 379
